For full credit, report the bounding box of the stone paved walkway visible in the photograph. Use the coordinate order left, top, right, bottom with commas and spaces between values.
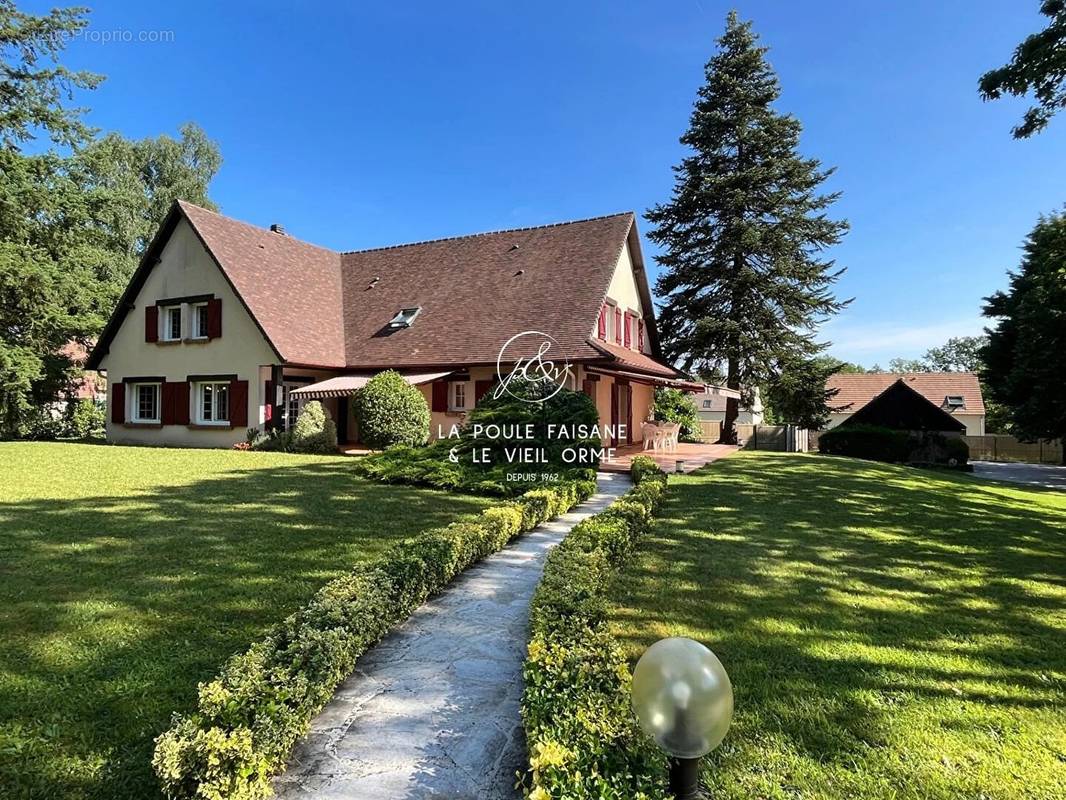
273, 471, 633, 800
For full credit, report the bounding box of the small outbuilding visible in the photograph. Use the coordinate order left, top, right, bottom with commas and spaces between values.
845, 378, 966, 433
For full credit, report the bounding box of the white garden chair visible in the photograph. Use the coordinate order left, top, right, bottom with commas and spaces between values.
642, 422, 664, 451
661, 423, 680, 451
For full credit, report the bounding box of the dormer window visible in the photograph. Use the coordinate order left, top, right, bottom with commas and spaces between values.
944, 395, 965, 409
388, 307, 422, 328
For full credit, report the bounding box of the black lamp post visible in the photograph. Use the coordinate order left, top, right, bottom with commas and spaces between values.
631, 637, 733, 800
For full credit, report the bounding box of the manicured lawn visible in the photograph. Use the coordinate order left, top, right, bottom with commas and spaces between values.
0, 442, 492, 800
609, 452, 1066, 800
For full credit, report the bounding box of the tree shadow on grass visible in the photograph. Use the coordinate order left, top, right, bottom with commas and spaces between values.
608, 453, 1066, 799
0, 457, 490, 800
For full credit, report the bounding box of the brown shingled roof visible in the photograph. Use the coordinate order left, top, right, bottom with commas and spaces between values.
827, 372, 986, 416
179, 202, 347, 367
89, 202, 676, 376
588, 339, 681, 377
338, 212, 636, 367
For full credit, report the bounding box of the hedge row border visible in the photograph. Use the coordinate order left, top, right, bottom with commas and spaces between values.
152, 477, 598, 800
521, 456, 671, 800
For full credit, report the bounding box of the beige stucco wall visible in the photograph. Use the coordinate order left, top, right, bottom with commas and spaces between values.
101, 219, 277, 447
826, 411, 985, 436
598, 241, 650, 353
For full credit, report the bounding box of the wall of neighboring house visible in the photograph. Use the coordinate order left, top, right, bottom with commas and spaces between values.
826, 410, 985, 436
102, 219, 277, 447
697, 409, 761, 425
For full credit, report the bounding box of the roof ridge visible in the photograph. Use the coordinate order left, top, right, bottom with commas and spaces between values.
340, 211, 635, 255
177, 199, 341, 256
834, 371, 979, 377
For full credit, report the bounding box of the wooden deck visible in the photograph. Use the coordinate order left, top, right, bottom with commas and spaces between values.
600, 442, 738, 474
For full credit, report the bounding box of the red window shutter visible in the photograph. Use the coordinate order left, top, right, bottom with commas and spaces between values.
264, 380, 274, 421
431, 381, 448, 412
230, 380, 248, 427
173, 382, 190, 425
206, 298, 222, 339
145, 305, 159, 342
111, 382, 125, 424
160, 380, 173, 425
582, 379, 595, 400
624, 315, 632, 348
475, 379, 493, 404
597, 305, 607, 339
638, 319, 645, 351
614, 307, 622, 344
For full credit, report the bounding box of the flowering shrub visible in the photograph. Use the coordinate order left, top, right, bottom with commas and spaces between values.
522, 456, 671, 799
152, 478, 596, 800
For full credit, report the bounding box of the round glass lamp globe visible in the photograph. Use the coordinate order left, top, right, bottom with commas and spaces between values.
631, 637, 733, 759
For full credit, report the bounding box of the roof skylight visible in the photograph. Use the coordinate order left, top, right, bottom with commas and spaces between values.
388, 307, 422, 328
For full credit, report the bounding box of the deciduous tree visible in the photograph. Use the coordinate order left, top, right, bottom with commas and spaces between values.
979, 0, 1066, 138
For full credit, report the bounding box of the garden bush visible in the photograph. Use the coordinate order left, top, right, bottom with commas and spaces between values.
289, 401, 338, 454
152, 477, 596, 800
67, 398, 106, 439
521, 456, 671, 800
353, 381, 601, 495
352, 370, 431, 449
818, 424, 970, 468
651, 387, 703, 442
818, 423, 913, 463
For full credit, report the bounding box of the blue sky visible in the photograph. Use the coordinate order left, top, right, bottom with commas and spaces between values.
36, 1, 1064, 366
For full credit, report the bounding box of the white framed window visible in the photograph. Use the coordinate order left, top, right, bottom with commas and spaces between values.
450, 381, 468, 411
704, 399, 713, 408
282, 383, 304, 431
192, 303, 209, 339
196, 381, 230, 425
131, 382, 161, 423
162, 305, 182, 341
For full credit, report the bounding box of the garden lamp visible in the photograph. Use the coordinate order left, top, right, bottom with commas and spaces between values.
631, 637, 733, 800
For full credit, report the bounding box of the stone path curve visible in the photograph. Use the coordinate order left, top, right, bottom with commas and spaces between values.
273, 471, 634, 799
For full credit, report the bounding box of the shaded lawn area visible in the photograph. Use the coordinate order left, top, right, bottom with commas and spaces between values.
0, 442, 492, 800
608, 452, 1066, 799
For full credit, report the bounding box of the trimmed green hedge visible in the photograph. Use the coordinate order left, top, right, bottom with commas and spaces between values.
521, 456, 670, 800
818, 423, 970, 467
353, 443, 598, 497
153, 478, 596, 800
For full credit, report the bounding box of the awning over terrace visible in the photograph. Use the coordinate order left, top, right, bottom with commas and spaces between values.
290, 371, 453, 399
585, 366, 739, 397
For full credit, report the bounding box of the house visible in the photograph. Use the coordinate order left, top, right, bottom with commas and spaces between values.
825, 372, 985, 435
88, 201, 704, 448
692, 386, 762, 425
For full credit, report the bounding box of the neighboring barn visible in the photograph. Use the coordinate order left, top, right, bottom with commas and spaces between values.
845, 379, 965, 433
826, 372, 985, 434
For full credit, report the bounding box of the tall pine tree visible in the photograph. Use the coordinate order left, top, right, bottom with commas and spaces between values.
646, 12, 848, 443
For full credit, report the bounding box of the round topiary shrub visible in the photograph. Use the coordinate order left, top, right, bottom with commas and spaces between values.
290, 400, 338, 453
353, 370, 430, 449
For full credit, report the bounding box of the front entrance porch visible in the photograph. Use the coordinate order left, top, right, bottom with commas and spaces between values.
600, 441, 738, 473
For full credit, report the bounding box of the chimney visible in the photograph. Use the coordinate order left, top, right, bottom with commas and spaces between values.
270, 223, 286, 235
